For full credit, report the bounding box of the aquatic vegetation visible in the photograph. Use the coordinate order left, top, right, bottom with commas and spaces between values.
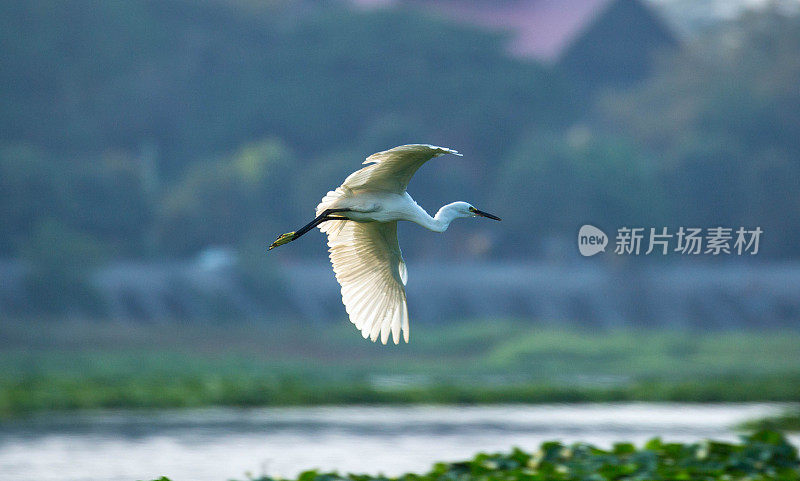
146, 431, 799, 481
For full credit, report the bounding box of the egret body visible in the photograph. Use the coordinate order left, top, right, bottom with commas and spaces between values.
269, 144, 500, 344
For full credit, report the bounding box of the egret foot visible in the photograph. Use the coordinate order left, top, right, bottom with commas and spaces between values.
269, 232, 296, 250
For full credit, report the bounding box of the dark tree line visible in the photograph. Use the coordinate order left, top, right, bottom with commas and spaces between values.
1, 0, 798, 276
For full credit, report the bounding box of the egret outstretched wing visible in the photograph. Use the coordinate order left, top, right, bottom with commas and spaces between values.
341, 144, 461, 194
320, 219, 409, 344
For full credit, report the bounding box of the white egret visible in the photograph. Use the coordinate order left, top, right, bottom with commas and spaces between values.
269, 144, 500, 344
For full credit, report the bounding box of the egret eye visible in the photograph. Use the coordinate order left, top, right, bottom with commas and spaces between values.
468, 206, 477, 213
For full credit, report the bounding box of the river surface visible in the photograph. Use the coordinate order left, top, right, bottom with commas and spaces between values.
0, 403, 796, 481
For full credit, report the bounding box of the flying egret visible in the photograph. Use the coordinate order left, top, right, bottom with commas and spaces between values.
269, 144, 500, 344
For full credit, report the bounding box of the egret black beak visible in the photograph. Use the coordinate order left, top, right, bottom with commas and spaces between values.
469, 207, 501, 221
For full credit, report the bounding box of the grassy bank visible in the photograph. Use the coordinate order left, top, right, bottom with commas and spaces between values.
147, 431, 800, 481
2, 319, 800, 417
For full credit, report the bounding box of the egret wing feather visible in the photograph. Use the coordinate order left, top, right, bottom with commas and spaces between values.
320, 219, 409, 344
341, 144, 461, 194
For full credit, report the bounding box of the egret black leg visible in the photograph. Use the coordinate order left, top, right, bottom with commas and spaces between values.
269, 209, 350, 250
293, 209, 350, 237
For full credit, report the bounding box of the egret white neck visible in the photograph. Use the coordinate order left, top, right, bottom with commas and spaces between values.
414, 202, 471, 233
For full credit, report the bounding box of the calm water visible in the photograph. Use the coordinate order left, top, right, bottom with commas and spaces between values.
0, 404, 796, 481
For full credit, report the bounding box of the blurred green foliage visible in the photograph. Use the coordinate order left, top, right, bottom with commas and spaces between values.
20, 220, 107, 314
156, 138, 296, 255
1, 1, 799, 264
226, 431, 800, 481
744, 411, 800, 433
594, 8, 800, 258
0, 0, 572, 262
2, 320, 800, 417
494, 133, 667, 255
146, 431, 800, 481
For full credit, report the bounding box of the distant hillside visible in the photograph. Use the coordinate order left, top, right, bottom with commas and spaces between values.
0, 0, 571, 179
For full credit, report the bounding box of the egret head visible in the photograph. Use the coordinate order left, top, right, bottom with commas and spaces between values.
468, 205, 501, 221
445, 201, 501, 221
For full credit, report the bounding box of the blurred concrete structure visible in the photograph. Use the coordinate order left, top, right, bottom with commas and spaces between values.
2, 259, 797, 328
285, 261, 800, 329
